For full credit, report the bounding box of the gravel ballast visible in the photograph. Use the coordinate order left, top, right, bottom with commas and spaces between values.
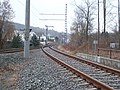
0, 49, 96, 90
45, 47, 120, 90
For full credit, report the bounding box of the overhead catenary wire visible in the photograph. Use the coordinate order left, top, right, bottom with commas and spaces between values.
39, 19, 65, 21
16, 0, 25, 6
14, 0, 67, 34
40, 13, 65, 15
16, 0, 41, 25
16, 0, 66, 27
39, 13, 65, 21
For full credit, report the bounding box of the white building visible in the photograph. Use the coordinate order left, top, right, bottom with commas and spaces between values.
14, 30, 39, 41
40, 34, 46, 45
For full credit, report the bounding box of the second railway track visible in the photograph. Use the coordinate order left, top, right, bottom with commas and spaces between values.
42, 47, 120, 90
0, 47, 41, 54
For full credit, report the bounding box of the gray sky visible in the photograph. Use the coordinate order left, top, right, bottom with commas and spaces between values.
9, 0, 118, 33
10, 0, 77, 33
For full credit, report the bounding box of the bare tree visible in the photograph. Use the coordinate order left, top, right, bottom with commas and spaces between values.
69, 0, 96, 51
74, 0, 96, 43
0, 0, 14, 49
70, 20, 86, 47
99, 0, 118, 48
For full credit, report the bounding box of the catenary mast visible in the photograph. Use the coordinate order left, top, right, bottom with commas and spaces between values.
24, 0, 30, 58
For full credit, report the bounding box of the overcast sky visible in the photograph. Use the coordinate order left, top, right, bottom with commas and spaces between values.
10, 0, 77, 33
9, 0, 118, 33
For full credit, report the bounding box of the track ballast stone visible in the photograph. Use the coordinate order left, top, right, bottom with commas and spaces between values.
0, 49, 97, 90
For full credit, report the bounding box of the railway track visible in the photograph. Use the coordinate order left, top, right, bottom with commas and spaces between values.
1, 46, 119, 89
42, 47, 120, 90
0, 48, 100, 89
5, 48, 100, 90
0, 48, 23, 54
0, 47, 41, 54
18, 60, 98, 90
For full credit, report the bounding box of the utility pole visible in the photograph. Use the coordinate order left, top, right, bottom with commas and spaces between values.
45, 25, 54, 45
103, 0, 106, 33
98, 0, 100, 48
102, 0, 107, 48
65, 4, 67, 43
45, 25, 48, 45
24, 0, 30, 58
118, 0, 120, 49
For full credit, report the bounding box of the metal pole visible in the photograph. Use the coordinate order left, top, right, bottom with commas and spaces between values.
24, 0, 30, 58
45, 25, 54, 45
103, 0, 106, 33
45, 25, 48, 45
118, 0, 120, 49
98, 0, 100, 48
65, 4, 67, 43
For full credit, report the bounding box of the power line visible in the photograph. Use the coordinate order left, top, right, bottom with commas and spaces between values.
15, 0, 67, 31
31, 5, 41, 15
40, 13, 65, 15
17, 0, 25, 6
16, 0, 41, 25
39, 19, 65, 21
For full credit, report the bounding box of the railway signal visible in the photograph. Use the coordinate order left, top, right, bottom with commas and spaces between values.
45, 25, 54, 45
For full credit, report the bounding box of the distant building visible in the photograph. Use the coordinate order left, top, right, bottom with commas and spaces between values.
110, 43, 119, 49
14, 30, 39, 41
39, 34, 55, 45
40, 34, 46, 45
48, 34, 55, 42
14, 30, 57, 45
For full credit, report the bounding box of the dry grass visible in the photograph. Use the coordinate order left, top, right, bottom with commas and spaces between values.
58, 45, 120, 60
0, 60, 31, 89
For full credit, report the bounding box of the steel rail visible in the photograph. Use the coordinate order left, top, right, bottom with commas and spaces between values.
0, 48, 23, 54
50, 47, 120, 76
42, 47, 114, 90
0, 47, 41, 54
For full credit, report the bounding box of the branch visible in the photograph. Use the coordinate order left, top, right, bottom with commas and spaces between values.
74, 0, 87, 17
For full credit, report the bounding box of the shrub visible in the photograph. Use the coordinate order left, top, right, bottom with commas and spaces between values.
30, 34, 39, 47
11, 34, 23, 48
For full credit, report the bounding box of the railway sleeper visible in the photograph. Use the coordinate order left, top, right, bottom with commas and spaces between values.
80, 69, 105, 74
94, 76, 119, 80
108, 84, 120, 89
84, 71, 103, 75
85, 88, 98, 90
77, 83, 94, 88
72, 78, 84, 82
57, 68, 67, 71
89, 73, 112, 76
58, 70, 70, 73
103, 80, 120, 83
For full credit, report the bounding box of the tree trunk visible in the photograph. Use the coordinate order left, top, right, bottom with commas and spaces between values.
0, 28, 2, 49
0, 16, 5, 49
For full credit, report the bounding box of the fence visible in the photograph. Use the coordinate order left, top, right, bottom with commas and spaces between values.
97, 48, 120, 60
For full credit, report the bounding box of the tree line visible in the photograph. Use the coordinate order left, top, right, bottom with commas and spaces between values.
0, 0, 14, 49
0, 0, 40, 49
68, 0, 120, 53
